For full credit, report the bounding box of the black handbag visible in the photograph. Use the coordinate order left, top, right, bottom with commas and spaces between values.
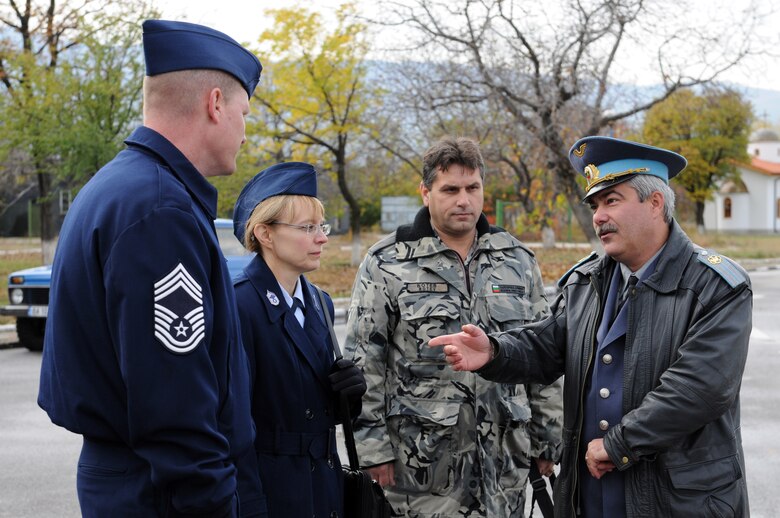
340, 396, 392, 518
316, 288, 392, 518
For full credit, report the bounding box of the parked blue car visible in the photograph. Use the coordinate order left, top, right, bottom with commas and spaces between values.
1, 219, 253, 351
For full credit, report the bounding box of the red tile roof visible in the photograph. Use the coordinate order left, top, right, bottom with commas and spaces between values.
741, 157, 780, 176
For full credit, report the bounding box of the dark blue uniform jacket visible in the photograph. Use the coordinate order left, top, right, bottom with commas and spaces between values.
38, 126, 258, 517
234, 254, 344, 518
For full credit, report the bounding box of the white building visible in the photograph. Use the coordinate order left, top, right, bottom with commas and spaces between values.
703, 129, 780, 233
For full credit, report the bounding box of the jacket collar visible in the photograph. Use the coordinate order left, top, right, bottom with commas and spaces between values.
243, 254, 325, 328
641, 220, 693, 294
125, 126, 218, 220
394, 206, 502, 260
243, 255, 331, 384
396, 206, 491, 242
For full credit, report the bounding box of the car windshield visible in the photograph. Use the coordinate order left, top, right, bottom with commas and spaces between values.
216, 227, 251, 257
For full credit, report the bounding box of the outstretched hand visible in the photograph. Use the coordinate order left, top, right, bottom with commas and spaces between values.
428, 324, 492, 371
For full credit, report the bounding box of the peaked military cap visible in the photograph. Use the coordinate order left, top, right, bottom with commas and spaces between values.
142, 19, 263, 98
233, 162, 319, 244
568, 136, 687, 200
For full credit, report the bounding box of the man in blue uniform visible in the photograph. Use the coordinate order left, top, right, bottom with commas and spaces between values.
38, 20, 265, 517
430, 136, 752, 517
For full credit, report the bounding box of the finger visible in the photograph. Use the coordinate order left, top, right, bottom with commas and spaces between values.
461, 323, 482, 336
428, 334, 452, 348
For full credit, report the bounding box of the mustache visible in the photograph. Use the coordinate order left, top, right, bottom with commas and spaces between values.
597, 224, 617, 236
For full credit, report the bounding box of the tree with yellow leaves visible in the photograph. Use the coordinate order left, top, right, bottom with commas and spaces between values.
251, 3, 376, 264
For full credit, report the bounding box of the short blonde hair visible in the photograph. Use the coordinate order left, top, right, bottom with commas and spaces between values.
143, 69, 244, 120
244, 195, 325, 254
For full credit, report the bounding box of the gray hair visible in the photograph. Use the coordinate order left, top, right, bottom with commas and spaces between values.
627, 175, 676, 223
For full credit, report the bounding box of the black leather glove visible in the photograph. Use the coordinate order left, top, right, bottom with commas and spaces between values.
329, 358, 367, 420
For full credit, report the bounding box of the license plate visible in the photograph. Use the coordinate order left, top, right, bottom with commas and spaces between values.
28, 306, 48, 317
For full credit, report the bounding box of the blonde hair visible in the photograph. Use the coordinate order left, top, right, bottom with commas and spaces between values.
244, 195, 326, 254
143, 69, 245, 120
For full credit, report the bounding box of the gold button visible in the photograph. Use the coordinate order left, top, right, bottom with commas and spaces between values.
599, 420, 609, 431
602, 354, 613, 365
622, 456, 629, 464
599, 388, 610, 399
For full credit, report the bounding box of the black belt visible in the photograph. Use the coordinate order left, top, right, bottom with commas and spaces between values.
256, 428, 335, 458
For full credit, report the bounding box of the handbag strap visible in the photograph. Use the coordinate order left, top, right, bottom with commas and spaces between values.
528, 461, 555, 518
315, 287, 362, 471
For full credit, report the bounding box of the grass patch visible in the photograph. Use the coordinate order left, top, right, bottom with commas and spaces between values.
684, 230, 780, 259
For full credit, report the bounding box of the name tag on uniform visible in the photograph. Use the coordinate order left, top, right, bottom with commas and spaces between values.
406, 282, 449, 293
491, 284, 525, 295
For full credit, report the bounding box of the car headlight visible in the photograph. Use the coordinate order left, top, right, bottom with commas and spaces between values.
10, 288, 24, 305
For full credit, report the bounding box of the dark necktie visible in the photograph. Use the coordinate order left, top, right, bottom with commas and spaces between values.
614, 275, 638, 322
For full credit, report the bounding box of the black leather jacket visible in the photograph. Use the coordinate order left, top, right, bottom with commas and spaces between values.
479, 221, 752, 517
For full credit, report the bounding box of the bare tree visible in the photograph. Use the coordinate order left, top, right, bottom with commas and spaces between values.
372, 0, 767, 245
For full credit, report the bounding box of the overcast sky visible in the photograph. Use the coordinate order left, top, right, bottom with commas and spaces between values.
158, 0, 780, 92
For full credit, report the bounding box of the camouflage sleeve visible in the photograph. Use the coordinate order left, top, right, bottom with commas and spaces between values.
525, 259, 563, 461
526, 378, 564, 460
342, 252, 396, 467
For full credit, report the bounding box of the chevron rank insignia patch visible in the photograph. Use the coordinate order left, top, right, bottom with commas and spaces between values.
154, 263, 205, 354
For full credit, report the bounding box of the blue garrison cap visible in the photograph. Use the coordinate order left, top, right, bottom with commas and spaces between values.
142, 19, 263, 98
233, 162, 319, 244
568, 136, 687, 200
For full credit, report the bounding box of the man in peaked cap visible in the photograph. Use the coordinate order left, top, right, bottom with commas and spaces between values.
430, 136, 752, 517
39, 20, 265, 517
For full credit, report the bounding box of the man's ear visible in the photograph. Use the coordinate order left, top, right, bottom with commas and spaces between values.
650, 190, 665, 217
207, 87, 224, 123
420, 181, 430, 207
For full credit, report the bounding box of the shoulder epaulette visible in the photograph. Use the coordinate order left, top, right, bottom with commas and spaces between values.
366, 231, 397, 255
557, 251, 599, 288
693, 248, 747, 289
485, 226, 535, 257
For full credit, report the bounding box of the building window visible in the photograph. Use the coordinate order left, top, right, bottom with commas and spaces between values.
724, 197, 732, 219
754, 148, 760, 156
777, 198, 780, 219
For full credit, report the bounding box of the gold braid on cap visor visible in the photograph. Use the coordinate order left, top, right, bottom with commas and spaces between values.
584, 164, 649, 191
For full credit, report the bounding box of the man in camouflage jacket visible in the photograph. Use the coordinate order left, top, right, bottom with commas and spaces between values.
343, 136, 563, 517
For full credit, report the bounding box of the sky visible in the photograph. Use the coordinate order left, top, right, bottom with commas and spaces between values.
158, 0, 780, 92
158, 0, 352, 45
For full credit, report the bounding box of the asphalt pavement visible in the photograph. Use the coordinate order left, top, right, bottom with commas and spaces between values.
1, 259, 779, 517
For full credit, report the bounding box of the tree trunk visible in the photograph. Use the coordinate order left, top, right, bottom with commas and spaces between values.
37, 170, 59, 264
695, 201, 706, 234
541, 224, 556, 248
334, 143, 363, 266
551, 162, 599, 248
350, 230, 362, 267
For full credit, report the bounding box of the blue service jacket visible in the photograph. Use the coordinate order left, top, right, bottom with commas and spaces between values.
234, 255, 344, 518
38, 126, 256, 516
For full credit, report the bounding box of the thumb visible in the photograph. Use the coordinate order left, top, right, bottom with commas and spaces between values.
461, 324, 484, 337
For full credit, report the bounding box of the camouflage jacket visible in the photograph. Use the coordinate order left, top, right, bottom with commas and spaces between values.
343, 208, 563, 517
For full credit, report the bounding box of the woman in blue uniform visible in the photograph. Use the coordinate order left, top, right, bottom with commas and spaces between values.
232, 162, 366, 518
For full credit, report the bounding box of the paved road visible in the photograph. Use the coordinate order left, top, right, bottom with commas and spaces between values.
1, 269, 779, 517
